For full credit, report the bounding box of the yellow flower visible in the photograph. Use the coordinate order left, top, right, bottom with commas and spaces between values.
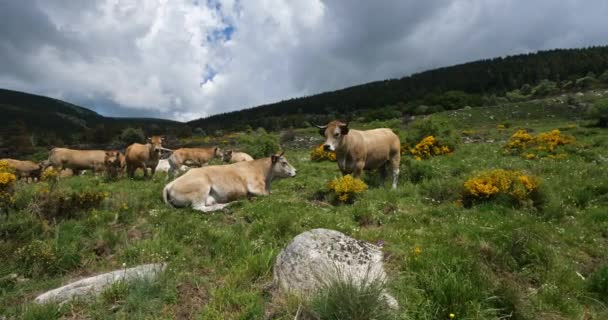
327, 175, 368, 203
413, 246, 422, 256
310, 144, 337, 162
449, 313, 456, 319
462, 169, 539, 204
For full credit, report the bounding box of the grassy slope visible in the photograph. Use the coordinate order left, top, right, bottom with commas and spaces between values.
1, 92, 608, 319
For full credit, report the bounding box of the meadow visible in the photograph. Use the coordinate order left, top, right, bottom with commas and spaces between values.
1, 93, 607, 319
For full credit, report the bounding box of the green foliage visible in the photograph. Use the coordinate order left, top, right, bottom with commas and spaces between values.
361, 107, 402, 121
575, 75, 597, 89
302, 276, 396, 320
424, 90, 483, 110
236, 131, 281, 159
405, 117, 460, 148
116, 127, 145, 146
401, 158, 435, 183
15, 240, 58, 277
588, 265, 608, 302
29, 189, 107, 221
587, 98, 608, 127
599, 70, 608, 83
533, 79, 558, 96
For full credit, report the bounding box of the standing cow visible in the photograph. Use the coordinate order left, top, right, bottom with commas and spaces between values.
125, 136, 164, 178
316, 121, 401, 189
0, 159, 42, 182
167, 147, 222, 179
46, 148, 106, 175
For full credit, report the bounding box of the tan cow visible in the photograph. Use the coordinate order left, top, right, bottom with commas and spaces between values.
167, 147, 222, 179
125, 136, 164, 178
317, 121, 401, 189
1, 158, 42, 182
222, 150, 254, 163
104, 150, 124, 179
163, 152, 296, 212
46, 148, 106, 175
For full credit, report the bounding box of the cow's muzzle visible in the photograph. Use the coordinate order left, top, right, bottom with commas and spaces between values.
323, 144, 332, 151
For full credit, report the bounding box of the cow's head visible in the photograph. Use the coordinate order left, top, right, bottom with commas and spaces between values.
104, 151, 122, 168
316, 121, 349, 152
271, 151, 297, 178
222, 149, 233, 163
213, 146, 223, 158
147, 136, 164, 156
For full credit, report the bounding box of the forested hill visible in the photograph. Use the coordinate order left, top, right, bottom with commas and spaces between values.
189, 46, 608, 132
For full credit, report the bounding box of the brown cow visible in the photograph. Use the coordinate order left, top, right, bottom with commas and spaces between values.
125, 136, 164, 178
222, 150, 254, 163
163, 152, 296, 212
104, 150, 124, 179
46, 148, 106, 175
167, 147, 222, 179
317, 121, 401, 189
1, 158, 42, 182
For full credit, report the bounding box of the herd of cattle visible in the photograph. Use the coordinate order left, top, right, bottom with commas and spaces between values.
2, 121, 401, 212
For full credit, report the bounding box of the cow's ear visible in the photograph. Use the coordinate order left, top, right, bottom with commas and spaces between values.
271, 155, 278, 163
105, 151, 111, 156
340, 123, 349, 135
147, 137, 152, 142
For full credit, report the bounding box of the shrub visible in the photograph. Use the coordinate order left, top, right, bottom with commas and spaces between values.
237, 131, 281, 159
29, 189, 108, 221
588, 265, 608, 302
532, 79, 557, 96
117, 127, 145, 145
310, 144, 337, 162
504, 129, 574, 159
0, 160, 17, 216
15, 240, 58, 277
301, 275, 396, 320
402, 158, 435, 183
41, 167, 59, 190
587, 98, 608, 128
279, 128, 296, 144
406, 136, 452, 160
406, 117, 459, 151
327, 175, 368, 204
462, 169, 541, 207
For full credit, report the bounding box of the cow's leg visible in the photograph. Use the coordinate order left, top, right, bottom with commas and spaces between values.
193, 202, 230, 212
248, 181, 269, 196
142, 162, 148, 178
351, 161, 365, 179
390, 152, 401, 189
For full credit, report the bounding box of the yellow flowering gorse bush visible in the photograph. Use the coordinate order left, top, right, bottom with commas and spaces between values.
504, 129, 574, 159
462, 169, 540, 206
0, 160, 17, 209
310, 144, 337, 162
407, 136, 452, 160
327, 175, 368, 203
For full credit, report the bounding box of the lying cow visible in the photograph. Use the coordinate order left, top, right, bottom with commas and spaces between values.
125, 136, 164, 178
222, 150, 254, 163
104, 150, 124, 179
46, 148, 106, 175
163, 152, 296, 212
167, 147, 222, 179
317, 121, 401, 189
1, 158, 42, 182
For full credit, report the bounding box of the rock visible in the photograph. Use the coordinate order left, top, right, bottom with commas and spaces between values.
575, 92, 584, 96
272, 228, 398, 309
34, 263, 165, 305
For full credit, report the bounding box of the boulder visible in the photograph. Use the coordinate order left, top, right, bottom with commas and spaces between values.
273, 228, 398, 309
35, 263, 164, 305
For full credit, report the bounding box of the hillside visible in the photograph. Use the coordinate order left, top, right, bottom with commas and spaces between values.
0, 89, 189, 156
189, 46, 608, 132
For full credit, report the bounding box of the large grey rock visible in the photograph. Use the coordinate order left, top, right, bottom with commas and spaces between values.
35, 263, 165, 304
273, 228, 398, 309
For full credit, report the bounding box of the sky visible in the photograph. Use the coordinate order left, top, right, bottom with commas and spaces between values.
1, 1, 607, 122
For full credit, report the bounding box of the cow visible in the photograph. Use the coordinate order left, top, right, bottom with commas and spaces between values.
163, 152, 296, 212
125, 136, 164, 178
104, 150, 124, 179
46, 148, 106, 175
167, 147, 222, 179
1, 158, 42, 182
316, 121, 401, 189
222, 150, 254, 163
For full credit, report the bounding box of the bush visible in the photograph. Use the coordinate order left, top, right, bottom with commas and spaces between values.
587, 98, 608, 128
279, 128, 296, 144
15, 240, 58, 277
117, 127, 145, 146
310, 144, 336, 162
406, 117, 460, 149
237, 131, 281, 159
405, 136, 452, 160
462, 169, 542, 208
0, 160, 16, 216
599, 70, 608, 83
575, 76, 597, 89
29, 188, 108, 221
504, 129, 574, 159
327, 175, 368, 204
402, 158, 435, 183
532, 79, 557, 96
301, 276, 396, 320
588, 265, 608, 302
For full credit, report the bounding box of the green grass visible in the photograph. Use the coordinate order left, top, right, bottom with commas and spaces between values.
1, 93, 608, 319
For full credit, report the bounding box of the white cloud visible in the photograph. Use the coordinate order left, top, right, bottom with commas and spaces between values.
1, 0, 607, 121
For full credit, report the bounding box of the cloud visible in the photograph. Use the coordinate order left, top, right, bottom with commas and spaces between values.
1, 0, 607, 121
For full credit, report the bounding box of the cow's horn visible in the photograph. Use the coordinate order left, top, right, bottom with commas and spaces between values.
314, 124, 327, 129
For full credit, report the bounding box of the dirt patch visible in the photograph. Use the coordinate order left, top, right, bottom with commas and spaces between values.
175, 281, 208, 320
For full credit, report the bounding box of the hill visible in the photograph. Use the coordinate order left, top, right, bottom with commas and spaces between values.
0, 89, 189, 157
189, 46, 608, 132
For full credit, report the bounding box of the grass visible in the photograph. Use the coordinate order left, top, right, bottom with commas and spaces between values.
1, 93, 608, 319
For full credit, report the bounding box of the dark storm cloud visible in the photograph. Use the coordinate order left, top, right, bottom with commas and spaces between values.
0, 1, 607, 120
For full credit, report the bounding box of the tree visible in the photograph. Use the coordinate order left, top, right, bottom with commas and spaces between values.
117, 127, 145, 146
587, 99, 608, 128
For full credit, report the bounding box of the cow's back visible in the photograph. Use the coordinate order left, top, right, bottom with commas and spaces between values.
348, 128, 400, 168
48, 148, 105, 170
126, 143, 149, 163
